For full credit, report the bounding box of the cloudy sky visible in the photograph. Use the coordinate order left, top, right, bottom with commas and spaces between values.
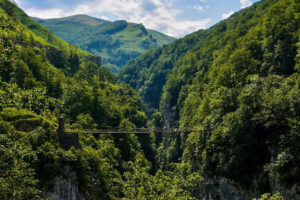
14, 0, 259, 37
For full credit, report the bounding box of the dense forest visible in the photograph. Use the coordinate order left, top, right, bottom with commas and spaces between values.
34, 15, 175, 72
120, 0, 299, 198
0, 0, 299, 199
0, 0, 164, 199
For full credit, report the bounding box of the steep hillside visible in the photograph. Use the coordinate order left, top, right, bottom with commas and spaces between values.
119, 0, 298, 115
0, 0, 98, 59
1, 0, 299, 199
119, 29, 204, 111
122, 0, 300, 198
34, 15, 175, 72
0, 1, 164, 199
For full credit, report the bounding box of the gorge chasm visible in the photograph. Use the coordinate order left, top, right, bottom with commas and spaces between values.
0, 0, 299, 199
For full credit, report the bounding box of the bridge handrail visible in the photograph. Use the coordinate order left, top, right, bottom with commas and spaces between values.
65, 128, 199, 134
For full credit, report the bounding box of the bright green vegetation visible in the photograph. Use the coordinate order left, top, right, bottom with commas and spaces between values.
0, 0, 96, 59
0, 1, 194, 199
34, 15, 175, 72
120, 0, 300, 194
1, 0, 299, 199
254, 193, 283, 200
0, 0, 102, 78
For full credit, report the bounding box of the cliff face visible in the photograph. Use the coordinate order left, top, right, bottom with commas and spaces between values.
192, 178, 257, 200
42, 166, 83, 200
192, 177, 300, 200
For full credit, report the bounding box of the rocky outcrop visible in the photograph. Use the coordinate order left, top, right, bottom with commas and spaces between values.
192, 178, 257, 200
191, 177, 299, 200
13, 118, 41, 132
272, 184, 300, 200
42, 166, 83, 200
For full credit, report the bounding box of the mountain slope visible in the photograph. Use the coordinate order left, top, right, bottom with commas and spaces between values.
0, 1, 200, 199
0, 0, 99, 60
0, 1, 159, 199
34, 15, 175, 72
121, 0, 300, 196
119, 0, 286, 113
1, 0, 299, 199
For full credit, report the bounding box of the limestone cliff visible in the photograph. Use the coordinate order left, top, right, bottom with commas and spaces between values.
42, 166, 83, 200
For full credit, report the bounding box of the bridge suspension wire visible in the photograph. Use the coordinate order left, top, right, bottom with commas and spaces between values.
65, 128, 200, 135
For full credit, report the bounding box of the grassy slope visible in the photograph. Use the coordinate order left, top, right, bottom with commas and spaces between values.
34, 15, 175, 72
0, 0, 94, 58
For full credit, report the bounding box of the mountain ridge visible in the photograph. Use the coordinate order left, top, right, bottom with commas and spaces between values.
32, 14, 109, 26
0, 0, 299, 199
34, 14, 175, 72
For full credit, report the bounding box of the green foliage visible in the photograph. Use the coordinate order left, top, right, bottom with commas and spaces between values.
70, 114, 97, 130
0, 132, 43, 199
0, 2, 153, 199
253, 192, 283, 200
0, 114, 124, 200
34, 15, 175, 72
0, 0, 93, 57
121, 0, 299, 194
0, 0, 101, 76
0, 82, 60, 114
122, 155, 198, 200
99, 66, 116, 83
119, 39, 192, 110
0, 0, 299, 199
152, 110, 164, 129
183, 74, 299, 187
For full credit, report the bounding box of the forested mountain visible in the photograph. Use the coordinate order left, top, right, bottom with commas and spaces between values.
120, 0, 300, 198
0, 0, 101, 62
1, 0, 299, 199
34, 15, 175, 72
0, 0, 176, 199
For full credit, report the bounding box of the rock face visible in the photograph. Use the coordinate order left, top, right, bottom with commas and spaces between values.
191, 177, 299, 200
192, 178, 257, 200
272, 184, 300, 200
42, 166, 83, 200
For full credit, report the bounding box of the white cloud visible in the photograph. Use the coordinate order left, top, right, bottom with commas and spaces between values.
240, 0, 252, 8
100, 16, 109, 20
26, 8, 69, 19
222, 10, 234, 19
194, 6, 205, 12
25, 0, 211, 37
187, 5, 205, 12
163, 0, 175, 7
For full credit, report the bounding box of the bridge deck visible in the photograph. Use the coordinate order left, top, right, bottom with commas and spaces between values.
65, 128, 198, 134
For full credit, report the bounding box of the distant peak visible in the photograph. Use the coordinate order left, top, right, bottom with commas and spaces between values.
66, 14, 93, 19
35, 14, 110, 26
65, 14, 109, 23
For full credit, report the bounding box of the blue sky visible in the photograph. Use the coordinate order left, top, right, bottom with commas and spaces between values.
14, 0, 260, 37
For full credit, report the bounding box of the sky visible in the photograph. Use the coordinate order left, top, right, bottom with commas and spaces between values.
14, 0, 260, 38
